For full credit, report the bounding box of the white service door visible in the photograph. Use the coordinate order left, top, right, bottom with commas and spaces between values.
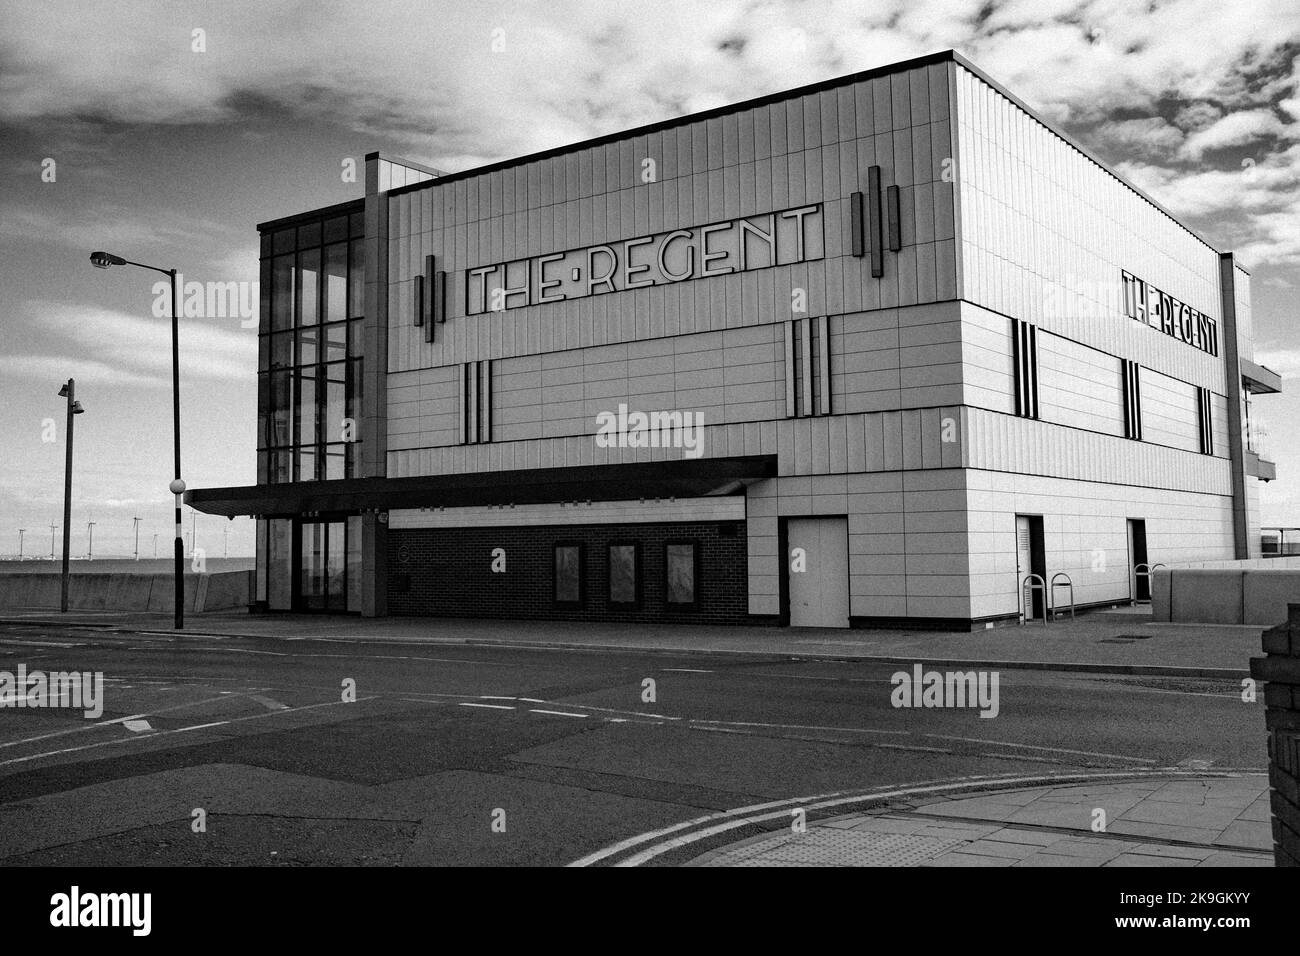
1016, 515, 1033, 620
788, 517, 850, 628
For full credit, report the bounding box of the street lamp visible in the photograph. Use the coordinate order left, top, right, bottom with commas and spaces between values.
86, 520, 96, 560
90, 251, 185, 629
49, 523, 56, 560
17, 529, 24, 562
132, 516, 142, 561
57, 379, 85, 613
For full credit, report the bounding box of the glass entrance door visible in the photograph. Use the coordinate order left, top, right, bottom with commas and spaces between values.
297, 519, 347, 611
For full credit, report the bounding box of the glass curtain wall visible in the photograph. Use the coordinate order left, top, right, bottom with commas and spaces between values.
258, 209, 364, 484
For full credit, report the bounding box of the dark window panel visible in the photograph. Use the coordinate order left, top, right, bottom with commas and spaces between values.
296, 249, 320, 326
324, 242, 347, 323
324, 444, 346, 480
272, 228, 295, 255
325, 363, 346, 443
268, 370, 292, 448
259, 231, 272, 258
271, 255, 294, 332
665, 542, 697, 605
296, 327, 318, 366
296, 221, 321, 248
348, 238, 365, 318
258, 258, 272, 335
268, 449, 291, 484
324, 216, 348, 243
608, 543, 639, 605
323, 321, 347, 362
348, 318, 364, 358
349, 211, 364, 237
296, 366, 317, 446
296, 447, 316, 483
346, 357, 363, 424
554, 543, 583, 604
269, 331, 294, 369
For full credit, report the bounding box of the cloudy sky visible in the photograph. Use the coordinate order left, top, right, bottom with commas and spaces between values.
1, 0, 1298, 558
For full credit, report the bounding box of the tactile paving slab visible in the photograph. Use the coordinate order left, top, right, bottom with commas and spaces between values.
701, 828, 972, 867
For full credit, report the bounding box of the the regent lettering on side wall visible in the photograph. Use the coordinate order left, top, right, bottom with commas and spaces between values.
466, 203, 823, 315
1122, 270, 1219, 356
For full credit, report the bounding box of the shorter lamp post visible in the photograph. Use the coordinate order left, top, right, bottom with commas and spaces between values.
58, 379, 85, 613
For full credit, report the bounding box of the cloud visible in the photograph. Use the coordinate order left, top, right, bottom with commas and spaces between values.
1180, 108, 1291, 160
13, 300, 257, 386
1091, 116, 1186, 160
1253, 347, 1300, 379
1117, 143, 1300, 266
0, 202, 246, 259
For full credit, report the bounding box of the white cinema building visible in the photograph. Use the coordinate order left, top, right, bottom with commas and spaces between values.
189, 50, 1280, 629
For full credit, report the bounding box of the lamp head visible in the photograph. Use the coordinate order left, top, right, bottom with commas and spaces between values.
71, 401, 85, 415
57, 383, 69, 397
89, 251, 126, 270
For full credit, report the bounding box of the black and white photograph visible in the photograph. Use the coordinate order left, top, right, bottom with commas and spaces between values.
0, 0, 1296, 936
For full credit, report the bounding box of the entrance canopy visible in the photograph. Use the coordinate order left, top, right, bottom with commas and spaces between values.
186, 455, 777, 518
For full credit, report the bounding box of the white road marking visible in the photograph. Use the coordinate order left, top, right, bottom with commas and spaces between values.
246, 695, 290, 711
0, 640, 84, 648
529, 709, 588, 718
661, 668, 712, 673
690, 726, 746, 734
687, 717, 906, 737
0, 697, 232, 749
982, 752, 1060, 763
172, 721, 232, 733
122, 719, 152, 733
923, 733, 1156, 764
459, 702, 514, 710
0, 697, 377, 768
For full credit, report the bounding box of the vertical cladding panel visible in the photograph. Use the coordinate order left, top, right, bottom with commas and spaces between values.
966, 469, 1233, 619
1140, 367, 1201, 452
1035, 331, 1124, 436
953, 65, 1224, 393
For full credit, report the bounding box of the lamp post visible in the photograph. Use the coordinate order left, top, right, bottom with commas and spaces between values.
153, 533, 158, 559
57, 379, 85, 613
49, 524, 56, 560
87, 520, 96, 560
132, 516, 141, 561
17, 529, 24, 562
90, 251, 185, 630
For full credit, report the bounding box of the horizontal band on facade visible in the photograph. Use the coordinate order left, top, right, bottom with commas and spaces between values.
186, 454, 776, 517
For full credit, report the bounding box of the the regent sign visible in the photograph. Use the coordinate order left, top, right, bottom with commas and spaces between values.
466, 204, 823, 315
1121, 270, 1219, 356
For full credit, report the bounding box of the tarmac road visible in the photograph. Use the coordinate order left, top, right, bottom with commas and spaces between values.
0, 622, 1267, 866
